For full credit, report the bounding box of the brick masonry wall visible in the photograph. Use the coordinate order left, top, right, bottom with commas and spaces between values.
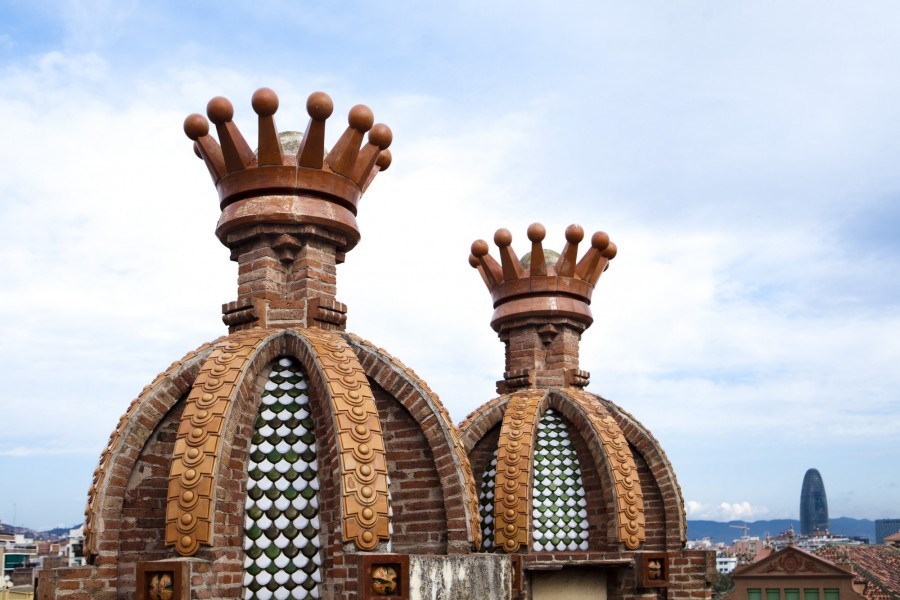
116, 398, 187, 597
600, 397, 687, 550
37, 566, 116, 600
468, 424, 500, 494
499, 318, 585, 389
373, 384, 447, 554
348, 334, 478, 553
562, 415, 614, 552
633, 446, 666, 552
667, 550, 716, 600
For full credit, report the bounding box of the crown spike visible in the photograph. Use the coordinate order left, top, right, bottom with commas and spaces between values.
326, 104, 374, 177
352, 123, 393, 187
469, 253, 493, 288
471, 240, 503, 288
184, 113, 226, 182
361, 149, 391, 193
554, 224, 584, 277
494, 228, 524, 282
527, 223, 548, 277
297, 91, 333, 169
207, 96, 255, 173
252, 88, 284, 167
575, 231, 610, 283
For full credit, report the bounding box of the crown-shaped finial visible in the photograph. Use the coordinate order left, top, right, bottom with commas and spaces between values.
469, 223, 617, 332
184, 88, 393, 253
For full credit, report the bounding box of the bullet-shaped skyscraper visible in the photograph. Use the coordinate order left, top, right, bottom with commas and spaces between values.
800, 468, 829, 535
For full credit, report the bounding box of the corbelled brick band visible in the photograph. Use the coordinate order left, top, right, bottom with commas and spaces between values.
346, 334, 481, 553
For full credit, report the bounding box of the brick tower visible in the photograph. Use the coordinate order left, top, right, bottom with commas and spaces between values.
39, 88, 507, 600
460, 224, 715, 600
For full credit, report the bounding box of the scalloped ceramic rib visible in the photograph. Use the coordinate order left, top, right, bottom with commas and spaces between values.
493, 390, 546, 553
300, 329, 390, 550
344, 332, 481, 550
166, 330, 271, 555
566, 389, 646, 549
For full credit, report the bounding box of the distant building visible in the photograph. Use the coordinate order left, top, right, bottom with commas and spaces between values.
800, 469, 829, 535
716, 554, 738, 574
731, 536, 765, 564
874, 518, 900, 545
727, 545, 865, 600
815, 544, 900, 599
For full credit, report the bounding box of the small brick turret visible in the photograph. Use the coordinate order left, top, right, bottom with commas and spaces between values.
469, 223, 616, 392
184, 88, 393, 333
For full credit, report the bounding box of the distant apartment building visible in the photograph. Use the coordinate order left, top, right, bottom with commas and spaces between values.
717, 554, 738, 574
731, 536, 765, 564
874, 518, 900, 544
0, 535, 36, 578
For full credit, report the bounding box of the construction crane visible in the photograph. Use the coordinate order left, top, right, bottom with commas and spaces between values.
730, 524, 750, 537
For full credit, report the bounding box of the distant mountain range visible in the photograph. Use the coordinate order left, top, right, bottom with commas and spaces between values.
687, 518, 875, 544
0, 523, 81, 540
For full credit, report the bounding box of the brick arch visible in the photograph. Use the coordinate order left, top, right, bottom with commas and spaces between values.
84, 337, 222, 564
345, 334, 481, 553
459, 395, 509, 454
538, 395, 615, 551
196, 329, 345, 597
548, 389, 646, 550
167, 328, 392, 558
597, 397, 687, 548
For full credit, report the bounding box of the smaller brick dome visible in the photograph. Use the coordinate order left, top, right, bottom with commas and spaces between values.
460, 387, 686, 554
462, 223, 687, 555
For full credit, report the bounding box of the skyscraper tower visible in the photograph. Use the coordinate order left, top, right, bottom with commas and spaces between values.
800, 468, 829, 535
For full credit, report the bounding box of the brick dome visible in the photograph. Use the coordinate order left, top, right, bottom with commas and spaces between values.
461, 224, 710, 600
72, 89, 481, 600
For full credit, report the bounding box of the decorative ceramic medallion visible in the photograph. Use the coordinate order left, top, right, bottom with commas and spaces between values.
530, 409, 589, 552
242, 357, 323, 600
477, 449, 499, 551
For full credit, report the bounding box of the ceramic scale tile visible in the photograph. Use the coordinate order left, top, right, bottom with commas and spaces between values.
530, 409, 589, 552
477, 449, 499, 551
243, 357, 323, 600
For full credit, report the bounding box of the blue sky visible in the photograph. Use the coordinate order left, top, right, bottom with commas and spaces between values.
0, 1, 898, 531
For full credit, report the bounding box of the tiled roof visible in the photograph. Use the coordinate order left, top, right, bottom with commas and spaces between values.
815, 545, 900, 600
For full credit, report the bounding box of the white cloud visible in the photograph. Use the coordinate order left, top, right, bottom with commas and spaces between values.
686, 500, 770, 522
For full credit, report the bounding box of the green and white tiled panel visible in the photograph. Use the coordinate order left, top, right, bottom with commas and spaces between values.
531, 408, 590, 552
477, 449, 499, 551
243, 357, 324, 600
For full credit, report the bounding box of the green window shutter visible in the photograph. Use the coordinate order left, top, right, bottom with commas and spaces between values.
767, 589, 781, 600
785, 588, 800, 600
804, 589, 820, 600
749, 589, 762, 600
824, 589, 839, 600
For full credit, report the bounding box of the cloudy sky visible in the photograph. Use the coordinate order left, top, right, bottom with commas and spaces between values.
1, 1, 898, 531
